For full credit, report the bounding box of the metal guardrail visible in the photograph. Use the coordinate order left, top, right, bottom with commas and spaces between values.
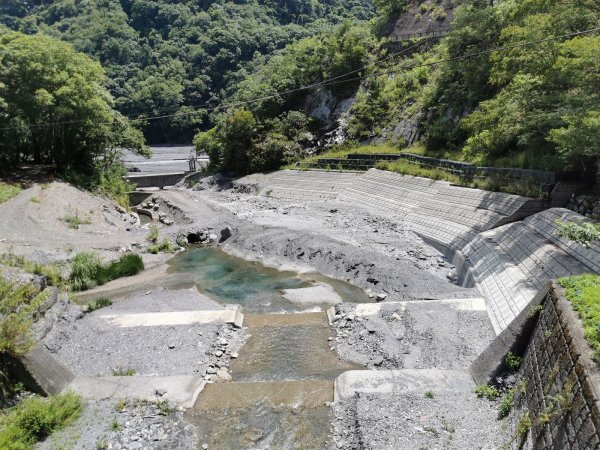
297, 153, 557, 194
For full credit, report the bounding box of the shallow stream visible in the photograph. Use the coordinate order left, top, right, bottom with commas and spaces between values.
167, 246, 367, 448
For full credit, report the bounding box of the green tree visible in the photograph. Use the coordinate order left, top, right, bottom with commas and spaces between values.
0, 32, 147, 177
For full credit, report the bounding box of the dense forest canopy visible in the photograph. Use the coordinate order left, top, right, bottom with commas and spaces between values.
0, 0, 598, 178
1, 0, 375, 143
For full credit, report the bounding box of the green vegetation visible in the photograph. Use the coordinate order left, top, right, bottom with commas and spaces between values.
69, 252, 144, 292
61, 214, 92, 230
516, 412, 532, 435
0, 391, 82, 449
85, 298, 113, 312
505, 352, 523, 372
375, 159, 462, 184
112, 367, 136, 377
146, 225, 159, 244
556, 220, 600, 248
474, 384, 500, 401
498, 388, 515, 419
1, 0, 374, 143
196, 23, 377, 174
0, 33, 147, 184
0, 182, 22, 204
0, 254, 66, 288
559, 274, 600, 363
148, 238, 176, 255
0, 276, 51, 357
424, 390, 434, 399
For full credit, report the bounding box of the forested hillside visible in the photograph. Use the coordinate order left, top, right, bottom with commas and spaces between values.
1, 0, 598, 178
199, 0, 599, 175
1, 0, 375, 142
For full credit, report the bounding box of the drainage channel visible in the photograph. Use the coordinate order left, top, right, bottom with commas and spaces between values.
167, 247, 369, 448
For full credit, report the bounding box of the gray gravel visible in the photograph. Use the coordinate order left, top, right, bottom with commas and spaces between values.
36, 398, 199, 450
331, 301, 494, 369
333, 392, 504, 449
38, 290, 245, 377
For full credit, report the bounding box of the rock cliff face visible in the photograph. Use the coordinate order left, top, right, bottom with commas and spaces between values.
379, 0, 456, 40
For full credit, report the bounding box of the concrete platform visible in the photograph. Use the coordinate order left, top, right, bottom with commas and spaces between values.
334, 368, 473, 401
99, 308, 244, 328
67, 375, 206, 408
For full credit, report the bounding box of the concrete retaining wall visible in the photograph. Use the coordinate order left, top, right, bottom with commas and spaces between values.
505, 284, 600, 449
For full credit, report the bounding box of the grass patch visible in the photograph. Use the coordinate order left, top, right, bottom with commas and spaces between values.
69, 252, 144, 292
0, 182, 22, 204
375, 159, 463, 184
424, 390, 434, 399
148, 238, 176, 254
61, 213, 91, 230
85, 298, 112, 312
474, 384, 500, 401
0, 276, 52, 357
112, 367, 136, 376
146, 225, 159, 244
0, 254, 67, 288
498, 388, 515, 419
559, 274, 600, 363
30, 196, 40, 204
0, 391, 82, 449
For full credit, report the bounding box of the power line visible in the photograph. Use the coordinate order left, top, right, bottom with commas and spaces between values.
0, 26, 598, 132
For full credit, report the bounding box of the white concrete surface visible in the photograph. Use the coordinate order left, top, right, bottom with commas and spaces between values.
100, 308, 244, 328
334, 369, 473, 402
67, 375, 206, 408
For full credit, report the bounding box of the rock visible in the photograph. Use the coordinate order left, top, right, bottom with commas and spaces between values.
167, 343, 175, 349
220, 226, 232, 242
128, 443, 142, 450
214, 350, 223, 357
153, 204, 160, 211
206, 366, 217, 374
230, 352, 239, 359
202, 445, 209, 450
209, 233, 218, 241
376, 293, 388, 302
116, 205, 127, 214
218, 338, 228, 346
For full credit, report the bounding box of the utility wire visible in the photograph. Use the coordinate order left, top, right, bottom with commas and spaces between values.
1, 27, 598, 132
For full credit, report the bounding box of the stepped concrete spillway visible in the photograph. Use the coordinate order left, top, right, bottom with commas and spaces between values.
234, 169, 599, 335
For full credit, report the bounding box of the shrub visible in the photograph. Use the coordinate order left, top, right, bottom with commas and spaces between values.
424, 390, 434, 398
474, 384, 500, 401
148, 238, 175, 254
69, 252, 144, 291
505, 352, 522, 372
498, 388, 515, 419
69, 252, 105, 291
0, 391, 82, 448
146, 225, 159, 244
0, 277, 51, 357
104, 254, 144, 279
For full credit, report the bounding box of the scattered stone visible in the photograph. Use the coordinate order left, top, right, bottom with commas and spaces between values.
376, 293, 388, 302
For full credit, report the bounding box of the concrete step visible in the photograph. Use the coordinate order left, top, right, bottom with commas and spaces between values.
67, 375, 206, 408
99, 308, 244, 328
334, 368, 473, 401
